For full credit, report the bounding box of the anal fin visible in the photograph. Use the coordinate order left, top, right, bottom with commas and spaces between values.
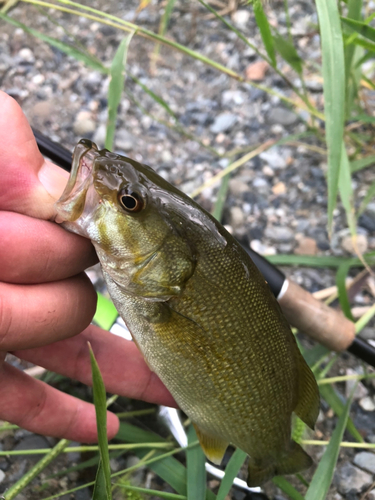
193, 424, 229, 465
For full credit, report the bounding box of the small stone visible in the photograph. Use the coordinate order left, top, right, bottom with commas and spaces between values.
272, 181, 286, 195
346, 369, 369, 400
341, 234, 368, 255
230, 207, 245, 228
354, 452, 375, 473
335, 462, 372, 495
210, 113, 238, 134
161, 149, 173, 163
264, 225, 294, 242
229, 179, 249, 196
250, 239, 276, 256
31, 100, 54, 119
245, 60, 269, 81
267, 107, 298, 126
115, 129, 135, 152
359, 212, 375, 232
252, 177, 268, 189
222, 90, 245, 105
73, 111, 96, 136
0, 469, 5, 483
232, 9, 251, 28
359, 396, 375, 412
260, 148, 287, 169
18, 47, 35, 63
93, 123, 106, 147
294, 237, 318, 256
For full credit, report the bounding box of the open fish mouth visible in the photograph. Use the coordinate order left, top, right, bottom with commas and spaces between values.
55, 139, 98, 223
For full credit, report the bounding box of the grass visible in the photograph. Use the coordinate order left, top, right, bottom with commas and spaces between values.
1, 0, 375, 498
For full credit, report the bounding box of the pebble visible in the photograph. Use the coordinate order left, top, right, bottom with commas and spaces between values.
341, 233, 368, 254
353, 451, 375, 474
294, 237, 318, 255
334, 462, 372, 495
210, 113, 238, 134
264, 225, 294, 242
359, 396, 375, 412
73, 111, 96, 136
267, 107, 299, 126
230, 206, 245, 228
232, 9, 251, 28
31, 99, 54, 119
250, 239, 276, 255
245, 60, 269, 81
359, 212, 375, 232
259, 148, 287, 169
228, 179, 249, 196
18, 47, 35, 63
346, 369, 369, 400
272, 181, 286, 195
0, 469, 4, 484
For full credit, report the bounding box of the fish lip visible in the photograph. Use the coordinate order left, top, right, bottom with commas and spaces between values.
54, 139, 98, 223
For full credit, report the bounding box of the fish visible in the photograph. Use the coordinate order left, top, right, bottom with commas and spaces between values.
55, 139, 320, 487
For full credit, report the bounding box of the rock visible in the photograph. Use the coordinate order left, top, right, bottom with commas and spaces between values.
346, 369, 369, 400
31, 99, 54, 119
335, 462, 372, 495
354, 451, 375, 473
252, 177, 268, 189
115, 129, 135, 152
18, 47, 35, 63
272, 181, 286, 195
73, 111, 96, 136
210, 113, 238, 134
222, 90, 245, 106
93, 123, 106, 147
245, 60, 269, 81
294, 237, 318, 255
13, 435, 51, 461
229, 206, 245, 228
264, 225, 294, 242
341, 233, 368, 254
228, 179, 249, 196
267, 107, 298, 126
259, 148, 287, 169
0, 469, 5, 484
250, 239, 276, 256
359, 396, 375, 412
232, 9, 251, 28
359, 212, 375, 232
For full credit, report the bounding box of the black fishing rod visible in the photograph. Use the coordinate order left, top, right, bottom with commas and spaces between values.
32, 129, 375, 368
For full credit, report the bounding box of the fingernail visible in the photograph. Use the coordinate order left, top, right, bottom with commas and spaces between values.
38, 160, 69, 201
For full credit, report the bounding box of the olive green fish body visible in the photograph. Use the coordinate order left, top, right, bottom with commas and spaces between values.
56, 140, 320, 486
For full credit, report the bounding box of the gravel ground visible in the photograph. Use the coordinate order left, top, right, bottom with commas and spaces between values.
1, 0, 375, 498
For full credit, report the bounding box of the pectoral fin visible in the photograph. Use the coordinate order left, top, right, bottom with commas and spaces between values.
193, 424, 229, 465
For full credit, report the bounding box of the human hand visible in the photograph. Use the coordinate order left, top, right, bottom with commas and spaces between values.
0, 91, 175, 443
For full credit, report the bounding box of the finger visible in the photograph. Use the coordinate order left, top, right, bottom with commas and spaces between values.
0, 362, 119, 442
0, 212, 97, 283
0, 275, 97, 350
0, 91, 69, 219
13, 324, 177, 408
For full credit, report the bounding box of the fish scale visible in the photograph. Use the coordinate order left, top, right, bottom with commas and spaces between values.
55, 139, 320, 486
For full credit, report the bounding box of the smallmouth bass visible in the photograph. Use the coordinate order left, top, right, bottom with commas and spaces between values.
55, 139, 320, 486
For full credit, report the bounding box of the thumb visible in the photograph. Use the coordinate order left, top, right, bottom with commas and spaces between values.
0, 91, 69, 220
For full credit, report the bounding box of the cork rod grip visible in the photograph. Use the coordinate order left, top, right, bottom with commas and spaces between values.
278, 280, 356, 352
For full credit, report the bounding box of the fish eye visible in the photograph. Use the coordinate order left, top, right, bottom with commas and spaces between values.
118, 189, 145, 213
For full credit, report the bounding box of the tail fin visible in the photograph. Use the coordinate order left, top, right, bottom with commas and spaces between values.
247, 441, 313, 487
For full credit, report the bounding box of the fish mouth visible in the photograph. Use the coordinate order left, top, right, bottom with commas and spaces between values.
55, 139, 98, 223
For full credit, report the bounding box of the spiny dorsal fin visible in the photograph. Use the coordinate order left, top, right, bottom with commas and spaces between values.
193, 424, 229, 465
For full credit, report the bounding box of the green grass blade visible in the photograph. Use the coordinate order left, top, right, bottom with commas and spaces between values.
216, 449, 247, 500
106, 33, 134, 151
186, 426, 206, 500
272, 476, 305, 500
129, 73, 177, 120
305, 387, 356, 500
273, 32, 303, 74
341, 17, 375, 43
266, 253, 375, 267
319, 384, 363, 442
0, 11, 107, 73
350, 154, 375, 172
358, 180, 375, 216
89, 343, 112, 500
338, 143, 356, 237
94, 292, 118, 330
92, 460, 108, 500
116, 483, 187, 499
211, 174, 230, 222
253, 0, 276, 66
336, 262, 354, 320
3, 439, 69, 500
315, 0, 345, 234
